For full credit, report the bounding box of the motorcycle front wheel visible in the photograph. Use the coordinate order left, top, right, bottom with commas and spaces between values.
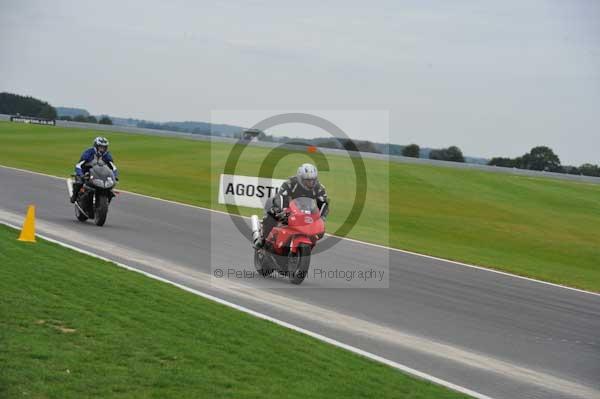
94, 194, 109, 226
289, 244, 311, 285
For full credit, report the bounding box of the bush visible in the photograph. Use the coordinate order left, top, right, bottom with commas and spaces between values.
562, 166, 581, 175
402, 144, 420, 158
519, 146, 561, 172
429, 146, 465, 162
339, 139, 380, 154
488, 146, 567, 173
99, 116, 113, 125
488, 157, 516, 167
579, 164, 600, 177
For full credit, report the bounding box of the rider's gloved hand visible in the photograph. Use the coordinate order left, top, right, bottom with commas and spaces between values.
276, 210, 288, 222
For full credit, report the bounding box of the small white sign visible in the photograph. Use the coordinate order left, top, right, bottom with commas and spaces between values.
218, 174, 286, 209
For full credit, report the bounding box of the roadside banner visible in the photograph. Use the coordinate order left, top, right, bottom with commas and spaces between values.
10, 115, 56, 126
218, 174, 286, 209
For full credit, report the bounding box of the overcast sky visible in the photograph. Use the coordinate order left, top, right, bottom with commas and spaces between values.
1, 0, 599, 164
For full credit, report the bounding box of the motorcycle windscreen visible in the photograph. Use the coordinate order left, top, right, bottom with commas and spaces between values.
290, 197, 319, 215
90, 164, 114, 180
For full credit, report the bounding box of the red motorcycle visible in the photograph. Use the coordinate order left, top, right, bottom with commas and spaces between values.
251, 197, 325, 284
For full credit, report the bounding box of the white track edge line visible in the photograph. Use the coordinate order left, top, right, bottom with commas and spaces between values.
1, 163, 598, 297
0, 220, 491, 399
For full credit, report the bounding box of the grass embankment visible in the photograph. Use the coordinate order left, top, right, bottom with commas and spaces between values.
1, 122, 599, 291
0, 225, 468, 398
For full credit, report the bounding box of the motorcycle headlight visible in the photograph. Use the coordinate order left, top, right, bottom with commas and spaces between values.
105, 177, 114, 188
93, 179, 105, 188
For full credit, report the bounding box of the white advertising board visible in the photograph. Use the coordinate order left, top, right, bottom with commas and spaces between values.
218, 174, 286, 209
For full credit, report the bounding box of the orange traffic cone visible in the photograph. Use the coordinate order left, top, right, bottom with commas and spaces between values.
18, 205, 36, 243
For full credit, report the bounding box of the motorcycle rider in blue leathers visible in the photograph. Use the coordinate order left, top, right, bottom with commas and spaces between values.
70, 137, 119, 203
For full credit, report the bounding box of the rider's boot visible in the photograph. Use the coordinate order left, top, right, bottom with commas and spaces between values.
252, 229, 264, 248
70, 183, 82, 203
251, 216, 264, 249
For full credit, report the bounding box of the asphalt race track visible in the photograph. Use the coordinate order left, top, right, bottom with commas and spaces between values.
1, 165, 599, 399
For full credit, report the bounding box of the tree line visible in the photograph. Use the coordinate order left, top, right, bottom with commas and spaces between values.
400, 143, 599, 177
0, 92, 57, 119
400, 143, 466, 162
58, 114, 113, 125
0, 92, 112, 125
251, 132, 383, 154
316, 139, 380, 153
488, 146, 600, 177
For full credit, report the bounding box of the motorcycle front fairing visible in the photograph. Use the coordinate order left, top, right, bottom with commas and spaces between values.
86, 163, 117, 201
270, 198, 325, 254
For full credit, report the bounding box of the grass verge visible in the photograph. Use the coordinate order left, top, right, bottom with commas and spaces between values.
0, 224, 468, 398
1, 122, 599, 291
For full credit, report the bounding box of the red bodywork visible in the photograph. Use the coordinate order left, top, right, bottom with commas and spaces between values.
266, 200, 325, 255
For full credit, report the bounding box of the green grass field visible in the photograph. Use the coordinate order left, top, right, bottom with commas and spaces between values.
1, 122, 599, 291
0, 224, 468, 399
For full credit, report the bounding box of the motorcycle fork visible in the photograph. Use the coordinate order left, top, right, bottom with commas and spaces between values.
84, 188, 96, 218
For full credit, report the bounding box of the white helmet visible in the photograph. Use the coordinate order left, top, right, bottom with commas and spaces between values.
93, 136, 109, 154
297, 163, 318, 189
